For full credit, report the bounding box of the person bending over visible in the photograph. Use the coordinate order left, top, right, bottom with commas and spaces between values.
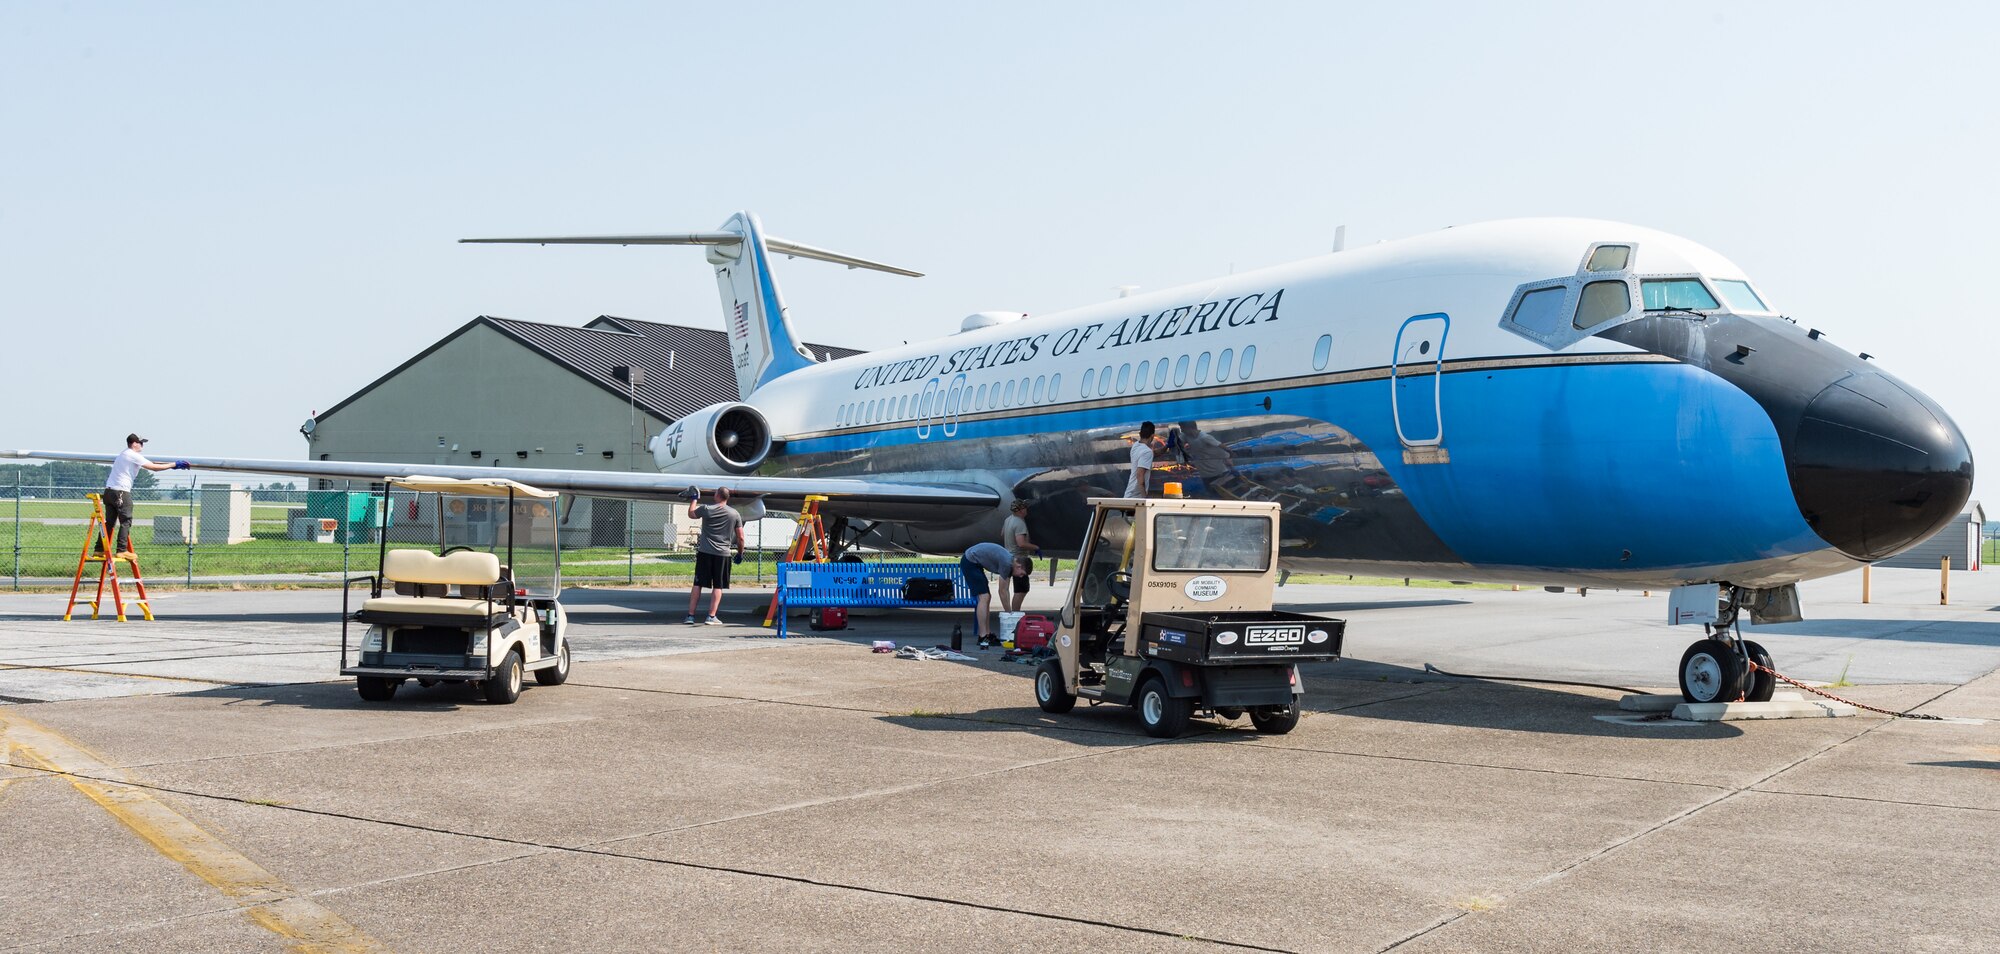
960, 542, 1032, 649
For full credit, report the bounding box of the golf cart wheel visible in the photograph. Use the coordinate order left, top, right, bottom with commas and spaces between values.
484, 649, 523, 705
1248, 701, 1301, 734
1035, 659, 1076, 714
1679, 638, 1746, 704
1136, 676, 1191, 738
356, 676, 399, 702
1741, 640, 1775, 703
534, 643, 571, 686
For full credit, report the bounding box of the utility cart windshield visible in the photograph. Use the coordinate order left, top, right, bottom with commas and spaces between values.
1152, 513, 1272, 572
376, 477, 561, 599
1076, 506, 1136, 608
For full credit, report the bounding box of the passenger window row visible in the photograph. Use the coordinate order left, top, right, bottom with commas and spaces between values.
832, 339, 1273, 427
833, 371, 1069, 428
1080, 345, 1257, 398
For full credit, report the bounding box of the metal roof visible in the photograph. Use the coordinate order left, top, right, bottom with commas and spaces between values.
317, 315, 864, 424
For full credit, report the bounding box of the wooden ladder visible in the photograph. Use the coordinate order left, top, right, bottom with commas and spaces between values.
64, 493, 154, 622
762, 494, 830, 628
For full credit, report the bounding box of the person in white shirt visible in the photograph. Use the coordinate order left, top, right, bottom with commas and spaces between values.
1123, 421, 1157, 498
101, 434, 186, 556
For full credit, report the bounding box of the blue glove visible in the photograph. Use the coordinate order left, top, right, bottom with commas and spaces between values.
732, 550, 743, 565
680, 485, 701, 501
173, 460, 191, 470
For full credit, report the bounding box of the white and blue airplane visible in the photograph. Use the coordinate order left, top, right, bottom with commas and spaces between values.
10, 212, 1973, 701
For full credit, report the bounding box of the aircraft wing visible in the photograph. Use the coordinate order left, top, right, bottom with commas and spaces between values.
1, 450, 999, 523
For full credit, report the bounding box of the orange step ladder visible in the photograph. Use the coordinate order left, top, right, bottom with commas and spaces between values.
64, 493, 154, 622
763, 495, 830, 627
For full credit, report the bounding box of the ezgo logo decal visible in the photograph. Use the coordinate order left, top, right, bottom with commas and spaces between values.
1184, 575, 1227, 602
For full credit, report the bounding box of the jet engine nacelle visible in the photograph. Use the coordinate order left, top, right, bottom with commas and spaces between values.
650, 402, 772, 475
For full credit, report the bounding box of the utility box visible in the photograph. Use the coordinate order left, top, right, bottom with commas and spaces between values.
198, 486, 255, 544
305, 491, 387, 544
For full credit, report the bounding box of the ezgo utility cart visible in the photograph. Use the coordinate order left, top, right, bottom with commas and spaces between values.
1034, 495, 1343, 737
341, 477, 570, 704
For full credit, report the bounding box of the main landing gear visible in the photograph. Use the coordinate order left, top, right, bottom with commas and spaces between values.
1677, 585, 1777, 704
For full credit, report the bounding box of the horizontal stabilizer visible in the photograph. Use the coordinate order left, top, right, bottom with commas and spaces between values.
460, 232, 923, 277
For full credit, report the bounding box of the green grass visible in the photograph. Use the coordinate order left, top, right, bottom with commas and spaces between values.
0, 519, 724, 584
1984, 537, 1998, 566
8, 498, 301, 521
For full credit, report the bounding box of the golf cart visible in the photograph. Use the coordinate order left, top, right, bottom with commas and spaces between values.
1034, 495, 1344, 737
341, 476, 570, 704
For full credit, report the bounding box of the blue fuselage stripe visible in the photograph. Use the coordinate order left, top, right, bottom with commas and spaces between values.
779, 361, 1827, 572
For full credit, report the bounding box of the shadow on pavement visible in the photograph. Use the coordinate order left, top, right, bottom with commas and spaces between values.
194, 679, 490, 711
1745, 618, 2000, 646
1299, 659, 1744, 738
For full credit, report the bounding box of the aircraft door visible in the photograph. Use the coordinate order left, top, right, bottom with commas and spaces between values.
942, 373, 966, 437
1391, 313, 1449, 447
916, 378, 940, 440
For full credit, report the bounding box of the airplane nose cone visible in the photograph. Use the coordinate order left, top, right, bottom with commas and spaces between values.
1788, 372, 1973, 561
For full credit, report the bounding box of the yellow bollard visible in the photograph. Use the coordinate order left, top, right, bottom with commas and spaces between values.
1941, 556, 1951, 605
1861, 563, 1871, 604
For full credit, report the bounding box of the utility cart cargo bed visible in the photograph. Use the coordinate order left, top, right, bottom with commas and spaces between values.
1138, 611, 1345, 665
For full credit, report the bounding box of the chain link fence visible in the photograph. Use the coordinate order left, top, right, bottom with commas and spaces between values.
4, 482, 788, 590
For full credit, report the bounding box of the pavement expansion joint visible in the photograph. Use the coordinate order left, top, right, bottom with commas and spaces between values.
1744, 786, 2000, 815
35, 744, 1288, 952
1205, 734, 1734, 792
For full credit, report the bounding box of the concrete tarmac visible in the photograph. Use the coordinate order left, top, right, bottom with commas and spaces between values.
0, 566, 1995, 952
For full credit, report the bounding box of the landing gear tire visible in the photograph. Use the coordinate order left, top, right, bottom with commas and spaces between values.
1136, 676, 1191, 738
1248, 702, 1301, 735
1035, 659, 1076, 714
356, 676, 399, 702
1679, 638, 1746, 704
1740, 640, 1776, 703
1214, 707, 1245, 721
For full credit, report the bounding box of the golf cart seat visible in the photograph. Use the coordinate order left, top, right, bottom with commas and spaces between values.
358, 549, 509, 626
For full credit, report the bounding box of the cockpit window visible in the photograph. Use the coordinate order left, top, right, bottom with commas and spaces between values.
1713, 279, 1769, 312
1509, 286, 1570, 336
1642, 279, 1720, 311
1585, 245, 1630, 272
1574, 280, 1631, 329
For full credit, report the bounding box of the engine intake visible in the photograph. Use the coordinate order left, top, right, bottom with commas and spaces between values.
651, 402, 772, 475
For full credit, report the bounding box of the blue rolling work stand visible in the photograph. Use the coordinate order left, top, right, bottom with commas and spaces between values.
773, 561, 979, 638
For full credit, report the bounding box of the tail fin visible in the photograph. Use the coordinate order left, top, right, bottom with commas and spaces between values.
708, 212, 815, 397
461, 213, 921, 399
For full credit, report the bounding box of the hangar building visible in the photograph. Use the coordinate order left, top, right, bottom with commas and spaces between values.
304, 314, 861, 545
1875, 502, 1984, 571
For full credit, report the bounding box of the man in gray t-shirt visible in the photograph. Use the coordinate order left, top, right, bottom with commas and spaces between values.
685, 487, 745, 625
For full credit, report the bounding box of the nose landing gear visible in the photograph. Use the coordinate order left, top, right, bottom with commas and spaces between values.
1676, 586, 1778, 704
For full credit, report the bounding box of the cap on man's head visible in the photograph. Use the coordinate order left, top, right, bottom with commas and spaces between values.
126, 433, 148, 446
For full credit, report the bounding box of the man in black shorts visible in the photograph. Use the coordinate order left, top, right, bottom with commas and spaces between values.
684, 486, 745, 625
960, 542, 1033, 649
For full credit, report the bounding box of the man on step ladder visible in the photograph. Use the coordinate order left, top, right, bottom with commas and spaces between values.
101, 433, 187, 557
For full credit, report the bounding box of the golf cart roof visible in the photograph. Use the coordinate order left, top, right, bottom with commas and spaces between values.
386, 476, 559, 499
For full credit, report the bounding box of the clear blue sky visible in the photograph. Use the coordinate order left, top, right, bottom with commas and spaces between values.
3, 2, 1994, 505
